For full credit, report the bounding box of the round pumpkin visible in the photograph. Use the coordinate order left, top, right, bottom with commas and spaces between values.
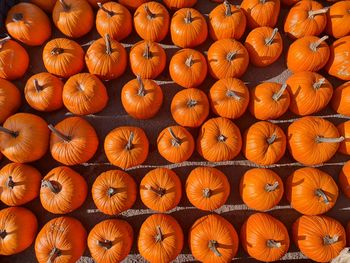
0, 78, 21, 124
163, 0, 197, 9
326, 1, 350, 39
119, 0, 150, 10
326, 35, 350, 81
339, 160, 350, 198
30, 0, 56, 12
332, 81, 350, 116
337, 121, 350, 155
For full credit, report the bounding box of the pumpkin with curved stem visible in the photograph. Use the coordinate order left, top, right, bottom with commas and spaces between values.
326, 1, 350, 39
189, 214, 239, 262
0, 207, 38, 255
186, 167, 230, 211
0, 78, 21, 124
163, 0, 197, 9
338, 121, 350, 155
249, 82, 290, 120
138, 214, 183, 263
119, 0, 150, 10
243, 121, 286, 165
43, 38, 84, 78
88, 219, 133, 263
171, 88, 209, 128
40, 166, 87, 214
87, 0, 108, 8
140, 168, 182, 212
197, 117, 242, 162
208, 38, 249, 79
0, 163, 41, 206
209, 78, 249, 120
288, 116, 343, 165
240, 168, 283, 211
30, 0, 56, 12
332, 81, 350, 116
0, 113, 49, 163
339, 161, 350, 198
35, 216, 86, 263
326, 36, 350, 81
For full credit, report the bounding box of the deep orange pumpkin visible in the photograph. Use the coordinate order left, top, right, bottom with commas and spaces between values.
337, 121, 350, 155
0, 78, 21, 124
326, 36, 350, 81
339, 160, 350, 198
326, 1, 350, 39
332, 81, 350, 116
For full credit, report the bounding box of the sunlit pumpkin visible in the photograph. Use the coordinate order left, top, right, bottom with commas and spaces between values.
337, 121, 350, 155
326, 36, 350, 81
332, 81, 350, 116
339, 160, 350, 198
326, 1, 350, 38
0, 78, 21, 124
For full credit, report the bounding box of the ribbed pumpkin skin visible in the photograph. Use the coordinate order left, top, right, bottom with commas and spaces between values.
163, 0, 197, 9
337, 121, 350, 155
332, 81, 350, 116
339, 161, 350, 198
0, 78, 21, 124
326, 36, 350, 81
326, 1, 350, 38
119, 0, 150, 10
30, 0, 56, 12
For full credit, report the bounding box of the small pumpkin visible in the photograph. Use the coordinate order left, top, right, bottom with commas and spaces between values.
240, 168, 283, 211
326, 1, 350, 39
138, 214, 183, 263
24, 72, 64, 112
170, 8, 208, 48
92, 170, 137, 215
171, 88, 209, 128
249, 82, 290, 120
186, 166, 230, 211
209, 77, 249, 120
140, 168, 182, 212
337, 121, 350, 155
30, 0, 56, 12
6, 3, 51, 46
87, 0, 108, 8
207, 38, 249, 79
332, 81, 350, 116
163, 0, 197, 9
0, 207, 38, 255
197, 117, 242, 162
63, 73, 109, 115
88, 219, 133, 263
326, 36, 350, 81
119, 0, 150, 10
288, 116, 344, 165
0, 113, 49, 163
40, 166, 87, 214
0, 78, 21, 124
339, 160, 350, 198
129, 40, 166, 79
43, 38, 84, 79
189, 214, 239, 263
104, 126, 149, 169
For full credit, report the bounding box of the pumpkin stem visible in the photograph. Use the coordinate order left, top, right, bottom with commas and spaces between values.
6, 176, 16, 189
155, 226, 163, 242
0, 126, 18, 137
313, 78, 326, 89
0, 34, 11, 48
184, 10, 193, 24
137, 75, 146, 97
104, 34, 112, 55
0, 230, 7, 239
126, 131, 134, 150
33, 79, 43, 92
308, 7, 329, 18
265, 181, 279, 192
323, 235, 339, 245
226, 51, 238, 62
98, 240, 113, 249
48, 124, 71, 142
48, 247, 61, 263
12, 13, 23, 22
41, 180, 61, 194
187, 99, 197, 108
266, 239, 282, 248
145, 184, 166, 196
315, 188, 330, 204
144, 5, 155, 19
267, 133, 277, 145
185, 55, 194, 67
51, 47, 64, 55
208, 240, 222, 257
143, 43, 151, 59
310, 36, 329, 52
265, 28, 279, 45
272, 83, 287, 101
224, 1, 232, 16
107, 187, 120, 197
168, 127, 182, 147
218, 134, 227, 142
316, 136, 344, 143
260, 0, 266, 3
202, 188, 212, 198
59, 0, 70, 11
226, 89, 241, 101
97, 2, 115, 17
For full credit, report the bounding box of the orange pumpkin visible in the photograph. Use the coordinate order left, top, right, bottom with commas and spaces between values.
207, 38, 249, 79
326, 1, 350, 39
240, 168, 283, 211
138, 214, 183, 263
338, 121, 350, 155
209, 77, 249, 119
0, 207, 38, 255
40, 166, 87, 214
326, 36, 350, 81
171, 88, 209, 128
286, 71, 333, 116
6, 3, 51, 46
0, 113, 49, 163
0, 78, 21, 124
87, 0, 109, 8
43, 38, 84, 78
92, 170, 137, 215
170, 8, 208, 48
332, 81, 350, 116
288, 116, 343, 165
129, 40, 166, 79
30, 0, 56, 12
339, 160, 350, 198
197, 117, 242, 162
140, 168, 182, 212
189, 214, 239, 263
63, 73, 109, 115
24, 72, 64, 112
119, 0, 150, 10
163, 0, 197, 9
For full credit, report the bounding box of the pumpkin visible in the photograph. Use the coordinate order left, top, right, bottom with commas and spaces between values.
169, 48, 207, 89
87, 0, 109, 8
35, 216, 86, 263
40, 166, 87, 214
241, 213, 290, 262
129, 40, 166, 79
332, 81, 350, 116
249, 82, 290, 120
286, 71, 333, 116
53, 0, 94, 38
186, 166, 230, 211
96, 2, 132, 41
140, 168, 181, 212
0, 113, 49, 163
170, 8, 208, 48
24, 72, 64, 112
0, 78, 21, 124
163, 0, 197, 9
244, 27, 283, 67
197, 117, 242, 162
43, 38, 84, 78
138, 214, 183, 263
0, 207, 37, 255
207, 38, 249, 79
171, 88, 209, 128
293, 215, 346, 262
337, 121, 350, 155
241, 0, 280, 29
49, 117, 99, 165
119, 0, 150, 10
5, 3, 51, 46
30, 0, 56, 12
288, 116, 343, 165
339, 161, 350, 198
104, 126, 149, 169
88, 219, 133, 263
63, 73, 109, 115
240, 168, 283, 211
243, 121, 286, 165
326, 1, 350, 39
85, 34, 127, 80
326, 36, 350, 81
209, 77, 249, 120
92, 170, 137, 215
189, 214, 239, 263
0, 163, 41, 206
284, 1, 328, 39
